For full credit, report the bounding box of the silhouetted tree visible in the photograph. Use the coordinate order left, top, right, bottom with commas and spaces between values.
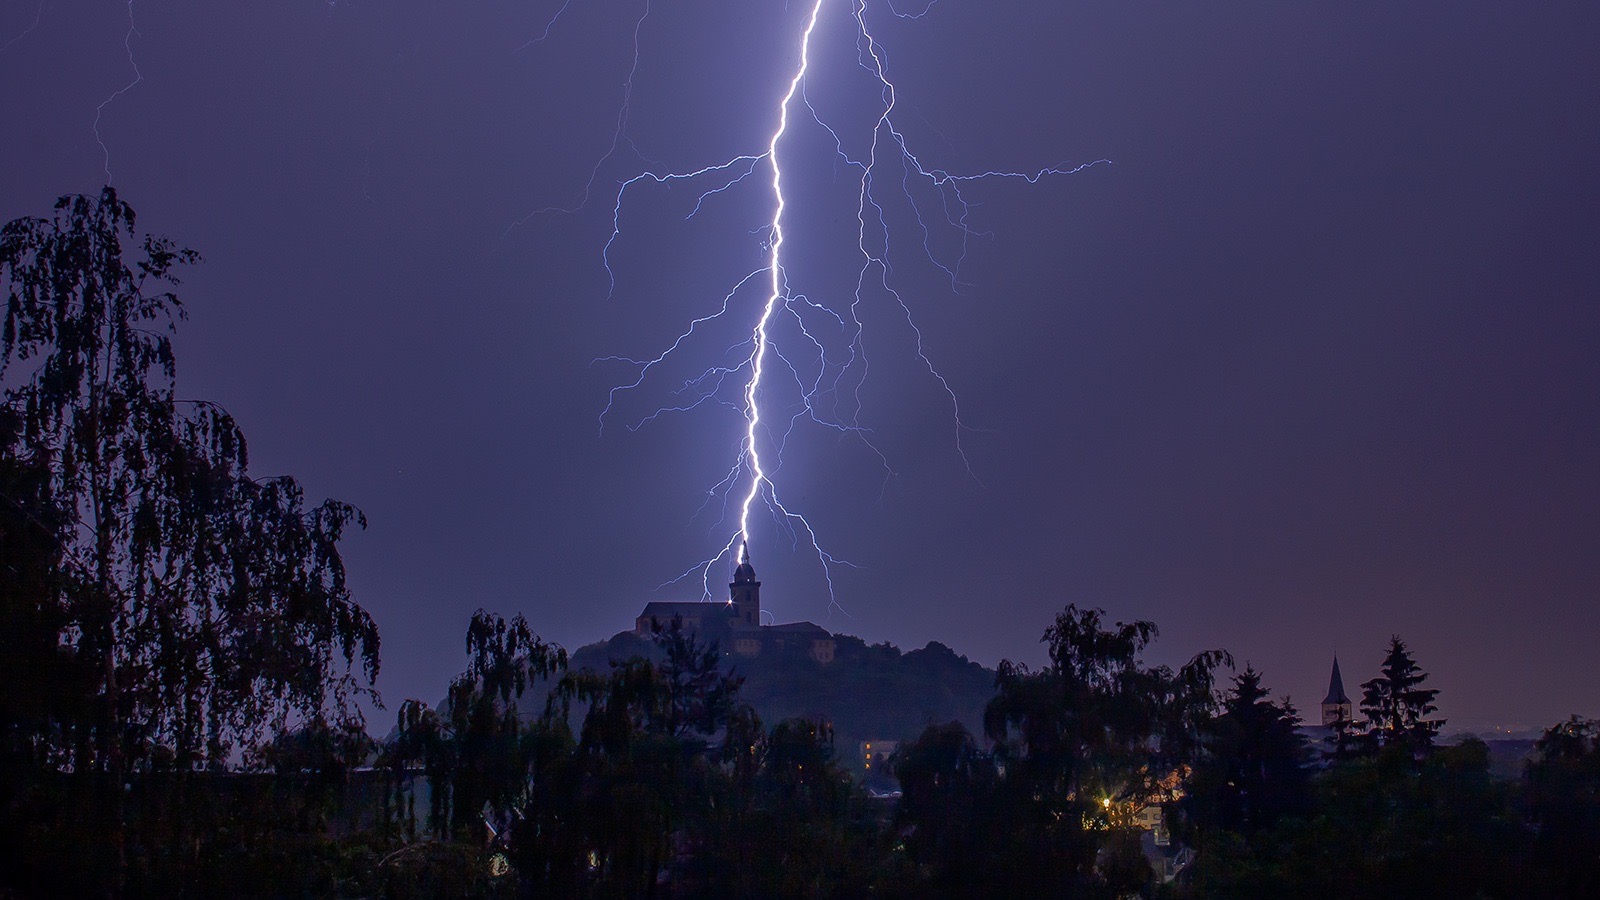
445, 610, 567, 838
0, 407, 93, 891
652, 615, 742, 744
1523, 716, 1600, 896
509, 616, 743, 895
981, 604, 1230, 895
385, 610, 567, 841
730, 717, 874, 895
891, 721, 1002, 893
1358, 636, 1443, 756
1283, 737, 1519, 897
1184, 642, 1527, 899
1180, 736, 1525, 898
385, 698, 451, 840
502, 616, 888, 896
257, 718, 377, 834
1, 189, 379, 891
1180, 665, 1310, 840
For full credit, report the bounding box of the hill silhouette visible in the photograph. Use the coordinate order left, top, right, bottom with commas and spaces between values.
526, 628, 995, 764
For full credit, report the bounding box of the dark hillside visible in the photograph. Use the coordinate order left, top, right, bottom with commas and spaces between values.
540, 630, 995, 760
733, 635, 994, 751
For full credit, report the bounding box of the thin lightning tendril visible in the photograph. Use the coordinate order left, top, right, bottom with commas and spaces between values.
0, 0, 48, 56
502, 0, 656, 241
516, 0, 579, 51
520, 0, 1105, 617
92, 0, 143, 184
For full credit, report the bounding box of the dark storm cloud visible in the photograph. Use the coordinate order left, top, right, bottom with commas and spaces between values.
1, 1, 1595, 731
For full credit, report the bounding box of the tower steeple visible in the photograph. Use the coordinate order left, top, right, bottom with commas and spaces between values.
729, 541, 760, 626
1321, 656, 1353, 727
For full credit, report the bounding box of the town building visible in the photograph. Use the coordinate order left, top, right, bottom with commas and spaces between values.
859, 739, 899, 776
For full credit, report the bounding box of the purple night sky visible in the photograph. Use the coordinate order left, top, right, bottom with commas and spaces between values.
2, 0, 1596, 733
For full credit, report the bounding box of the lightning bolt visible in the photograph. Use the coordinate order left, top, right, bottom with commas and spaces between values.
0, 0, 47, 56
739, 0, 825, 572
522, 0, 1105, 616
1, 0, 141, 183
92, 0, 144, 184
516, 0, 580, 51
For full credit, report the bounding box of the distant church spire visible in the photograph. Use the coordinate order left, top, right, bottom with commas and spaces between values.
1321, 656, 1353, 727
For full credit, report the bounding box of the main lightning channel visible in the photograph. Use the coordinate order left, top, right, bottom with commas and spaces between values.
739, 0, 827, 545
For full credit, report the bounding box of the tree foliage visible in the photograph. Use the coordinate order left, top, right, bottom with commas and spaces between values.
382, 614, 884, 896
891, 721, 1002, 892
1178, 665, 1310, 842
0, 189, 380, 891
1522, 716, 1600, 897
939, 604, 1231, 894
384, 609, 568, 841
1357, 635, 1443, 757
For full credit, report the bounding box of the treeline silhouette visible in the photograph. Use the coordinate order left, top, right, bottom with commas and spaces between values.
4, 191, 1598, 897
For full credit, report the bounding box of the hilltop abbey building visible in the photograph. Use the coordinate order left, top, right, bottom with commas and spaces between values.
633, 545, 836, 664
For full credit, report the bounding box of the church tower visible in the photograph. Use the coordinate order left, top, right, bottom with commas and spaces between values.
1322, 656, 1353, 727
729, 542, 760, 627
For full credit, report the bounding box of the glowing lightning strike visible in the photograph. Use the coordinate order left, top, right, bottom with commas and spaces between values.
521, 0, 1105, 616
740, 0, 823, 550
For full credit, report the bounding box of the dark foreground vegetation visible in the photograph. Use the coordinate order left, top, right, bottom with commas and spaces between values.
4, 192, 1599, 897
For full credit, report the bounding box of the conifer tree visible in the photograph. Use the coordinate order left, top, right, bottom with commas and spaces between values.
1359, 636, 1443, 755
1183, 665, 1310, 837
